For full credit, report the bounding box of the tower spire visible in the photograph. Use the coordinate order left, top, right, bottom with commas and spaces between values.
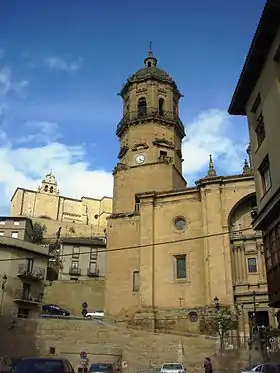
144, 42, 157, 67
206, 154, 217, 178
149, 41, 153, 56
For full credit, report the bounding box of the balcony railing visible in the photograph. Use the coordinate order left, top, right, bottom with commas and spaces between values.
69, 266, 81, 276
14, 289, 43, 304
87, 267, 100, 277
18, 263, 45, 281
116, 107, 185, 136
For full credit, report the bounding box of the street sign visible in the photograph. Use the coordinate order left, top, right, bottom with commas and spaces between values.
80, 351, 87, 359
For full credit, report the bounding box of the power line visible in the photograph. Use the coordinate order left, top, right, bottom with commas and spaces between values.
0, 227, 255, 263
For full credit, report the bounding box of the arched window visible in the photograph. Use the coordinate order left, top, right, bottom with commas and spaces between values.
44, 185, 48, 192
147, 61, 151, 67
138, 97, 147, 117
159, 98, 164, 116
50, 186, 54, 193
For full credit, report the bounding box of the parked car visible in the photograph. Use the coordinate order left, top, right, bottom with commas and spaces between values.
160, 363, 186, 373
240, 363, 280, 373
88, 363, 119, 373
42, 304, 71, 316
85, 310, 104, 320
9, 357, 75, 373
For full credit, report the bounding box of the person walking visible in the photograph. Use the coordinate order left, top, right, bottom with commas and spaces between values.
204, 358, 213, 373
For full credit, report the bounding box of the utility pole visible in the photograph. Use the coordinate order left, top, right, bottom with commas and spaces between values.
0, 274, 8, 316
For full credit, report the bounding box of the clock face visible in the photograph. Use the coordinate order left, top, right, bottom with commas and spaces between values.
135, 154, 145, 164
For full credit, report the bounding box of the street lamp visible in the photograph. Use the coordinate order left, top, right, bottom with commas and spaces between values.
251, 291, 258, 336
0, 274, 8, 316
214, 296, 220, 310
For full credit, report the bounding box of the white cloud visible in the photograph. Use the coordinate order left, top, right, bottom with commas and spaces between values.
44, 56, 82, 72
0, 66, 28, 96
181, 109, 247, 184
0, 131, 114, 213
15, 121, 61, 144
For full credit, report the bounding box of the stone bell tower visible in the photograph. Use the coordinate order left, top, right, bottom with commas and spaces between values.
113, 46, 187, 213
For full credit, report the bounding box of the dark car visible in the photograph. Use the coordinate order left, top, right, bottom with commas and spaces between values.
9, 357, 75, 373
42, 304, 70, 316
88, 363, 119, 373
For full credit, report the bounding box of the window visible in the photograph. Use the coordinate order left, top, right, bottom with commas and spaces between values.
0, 232, 4, 236
259, 156, 272, 195
71, 261, 79, 269
13, 221, 20, 226
44, 185, 48, 192
50, 186, 54, 193
0, 221, 5, 225
159, 98, 164, 116
132, 271, 140, 291
12, 232, 18, 239
138, 97, 147, 117
17, 308, 29, 319
27, 259, 34, 272
90, 248, 97, 260
147, 61, 151, 67
72, 246, 80, 258
159, 150, 167, 160
248, 257, 257, 273
174, 217, 187, 231
255, 112, 266, 146
89, 262, 97, 274
135, 196, 140, 212
175, 255, 187, 279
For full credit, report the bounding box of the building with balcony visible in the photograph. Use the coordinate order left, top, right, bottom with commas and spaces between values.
0, 236, 49, 318
0, 216, 34, 241
228, 0, 280, 307
59, 237, 106, 280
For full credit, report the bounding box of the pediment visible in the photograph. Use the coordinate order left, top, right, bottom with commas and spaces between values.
152, 138, 174, 149
132, 142, 149, 151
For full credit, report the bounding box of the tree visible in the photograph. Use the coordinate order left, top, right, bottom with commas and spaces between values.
207, 306, 239, 350
31, 222, 47, 243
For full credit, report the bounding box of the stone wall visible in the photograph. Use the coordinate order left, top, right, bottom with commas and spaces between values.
44, 279, 104, 316
0, 317, 251, 373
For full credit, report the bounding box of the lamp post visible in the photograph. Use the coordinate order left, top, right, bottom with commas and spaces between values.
0, 274, 8, 316
214, 296, 220, 310
251, 291, 257, 336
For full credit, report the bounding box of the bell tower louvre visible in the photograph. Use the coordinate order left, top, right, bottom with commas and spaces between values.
112, 46, 187, 214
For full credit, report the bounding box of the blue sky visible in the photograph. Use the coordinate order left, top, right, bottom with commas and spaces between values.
0, 0, 265, 214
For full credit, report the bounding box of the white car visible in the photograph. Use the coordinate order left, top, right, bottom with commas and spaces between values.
85, 310, 104, 320
160, 363, 186, 373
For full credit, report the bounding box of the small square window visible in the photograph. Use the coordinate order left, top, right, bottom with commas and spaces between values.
12, 232, 18, 239
248, 257, 257, 273
0, 232, 4, 236
13, 221, 20, 226
259, 156, 272, 195
72, 246, 80, 258
132, 271, 140, 292
90, 248, 98, 260
0, 221, 5, 225
175, 255, 187, 279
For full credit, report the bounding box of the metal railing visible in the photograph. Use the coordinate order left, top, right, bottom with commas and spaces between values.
14, 289, 43, 304
116, 107, 185, 136
18, 263, 45, 280
69, 266, 81, 276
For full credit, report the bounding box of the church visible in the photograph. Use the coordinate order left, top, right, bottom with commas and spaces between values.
10, 171, 112, 239
105, 48, 276, 335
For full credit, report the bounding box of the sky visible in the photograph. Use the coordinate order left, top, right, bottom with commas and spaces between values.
0, 0, 266, 215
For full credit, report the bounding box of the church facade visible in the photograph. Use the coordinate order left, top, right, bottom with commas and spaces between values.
105, 49, 276, 335
10, 172, 112, 238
